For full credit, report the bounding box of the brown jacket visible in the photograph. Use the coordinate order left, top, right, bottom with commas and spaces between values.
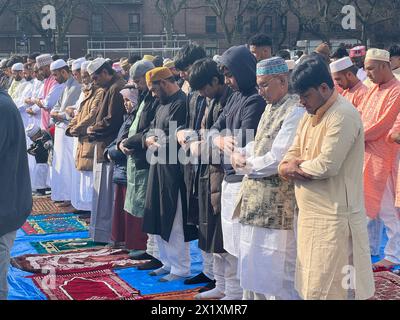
91, 75, 126, 162
66, 86, 105, 171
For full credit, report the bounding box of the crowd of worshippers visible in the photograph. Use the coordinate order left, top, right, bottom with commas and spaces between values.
1, 32, 400, 301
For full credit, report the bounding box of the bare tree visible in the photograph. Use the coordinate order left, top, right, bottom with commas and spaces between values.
154, 0, 188, 47
287, 0, 343, 44
337, 0, 400, 45
10, 0, 89, 54
205, 0, 255, 45
0, 0, 11, 17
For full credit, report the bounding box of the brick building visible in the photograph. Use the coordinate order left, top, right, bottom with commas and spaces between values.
0, 0, 382, 59
0, 0, 305, 58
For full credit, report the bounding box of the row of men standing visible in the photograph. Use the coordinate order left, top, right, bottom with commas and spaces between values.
4, 40, 400, 300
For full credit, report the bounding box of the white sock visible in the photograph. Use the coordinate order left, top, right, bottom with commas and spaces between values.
149, 267, 169, 276
159, 273, 185, 282
195, 287, 225, 300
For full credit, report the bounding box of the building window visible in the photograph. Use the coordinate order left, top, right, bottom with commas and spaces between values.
92, 14, 103, 33
206, 16, 217, 34
129, 13, 140, 32
206, 46, 218, 57
250, 16, 258, 33
265, 16, 273, 33
40, 41, 46, 52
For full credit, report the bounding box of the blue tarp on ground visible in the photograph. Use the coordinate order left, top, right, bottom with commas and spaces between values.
7, 222, 395, 300
8, 229, 203, 300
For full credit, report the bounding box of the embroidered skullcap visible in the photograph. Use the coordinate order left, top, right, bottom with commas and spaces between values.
87, 58, 107, 75
365, 48, 390, 63
25, 123, 41, 138
349, 46, 366, 58
36, 54, 53, 68
257, 57, 289, 76
330, 57, 354, 73
50, 59, 68, 71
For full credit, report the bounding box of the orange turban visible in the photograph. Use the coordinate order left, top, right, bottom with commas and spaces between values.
146, 67, 173, 87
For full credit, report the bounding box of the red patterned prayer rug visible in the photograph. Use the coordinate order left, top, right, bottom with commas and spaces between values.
369, 271, 400, 300
12, 248, 150, 273
31, 196, 77, 215
142, 288, 202, 300
29, 267, 144, 300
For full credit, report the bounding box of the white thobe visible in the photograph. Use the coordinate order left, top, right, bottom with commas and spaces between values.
12, 79, 36, 178
51, 77, 82, 202
237, 106, 304, 299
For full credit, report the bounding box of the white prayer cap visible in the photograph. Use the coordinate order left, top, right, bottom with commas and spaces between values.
25, 123, 41, 138
365, 48, 390, 63
11, 63, 24, 71
286, 60, 296, 71
72, 57, 86, 71
87, 58, 107, 75
36, 54, 53, 68
67, 58, 74, 67
330, 56, 354, 73
213, 55, 222, 64
81, 61, 91, 72
50, 59, 68, 71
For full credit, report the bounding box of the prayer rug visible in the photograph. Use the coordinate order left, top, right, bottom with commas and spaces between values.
369, 271, 400, 300
11, 248, 150, 273
31, 196, 77, 215
142, 288, 201, 300
21, 214, 88, 235
31, 238, 105, 254
29, 267, 143, 300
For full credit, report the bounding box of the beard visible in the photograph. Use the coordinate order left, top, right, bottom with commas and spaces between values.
158, 88, 170, 105
83, 82, 93, 91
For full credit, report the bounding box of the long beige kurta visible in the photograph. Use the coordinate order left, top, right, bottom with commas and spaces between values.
279, 93, 375, 300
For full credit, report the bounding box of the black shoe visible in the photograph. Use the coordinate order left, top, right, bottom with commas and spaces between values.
184, 272, 213, 285
131, 252, 154, 261
198, 280, 216, 293
37, 189, 47, 195
137, 258, 163, 270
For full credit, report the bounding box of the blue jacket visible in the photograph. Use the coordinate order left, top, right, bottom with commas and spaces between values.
211, 45, 265, 182
104, 112, 135, 185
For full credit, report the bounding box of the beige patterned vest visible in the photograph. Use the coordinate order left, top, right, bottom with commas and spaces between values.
238, 94, 299, 230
